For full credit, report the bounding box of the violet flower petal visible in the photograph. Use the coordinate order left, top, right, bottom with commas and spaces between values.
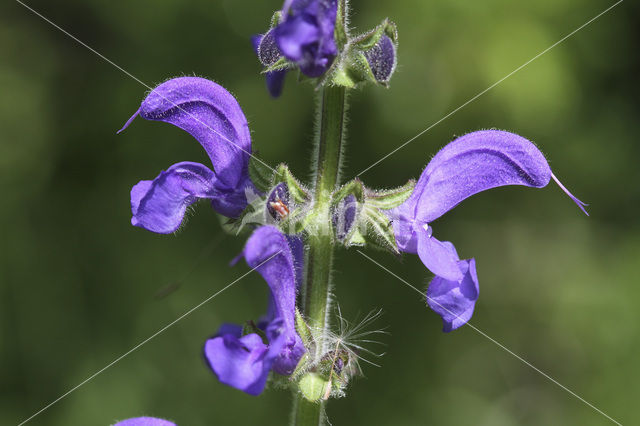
265, 70, 287, 98
275, 0, 338, 77
410, 130, 553, 223
113, 418, 176, 426
243, 226, 297, 335
244, 226, 305, 374
131, 162, 225, 234
427, 256, 479, 332
204, 328, 274, 396
276, 15, 320, 61
119, 77, 251, 189
417, 229, 464, 281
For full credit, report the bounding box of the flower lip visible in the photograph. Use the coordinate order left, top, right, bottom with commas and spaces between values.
427, 253, 479, 333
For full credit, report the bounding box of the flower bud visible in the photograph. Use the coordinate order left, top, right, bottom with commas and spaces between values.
363, 34, 397, 84
332, 194, 358, 241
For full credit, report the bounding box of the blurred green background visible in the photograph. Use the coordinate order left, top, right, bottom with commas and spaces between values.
1, 0, 638, 425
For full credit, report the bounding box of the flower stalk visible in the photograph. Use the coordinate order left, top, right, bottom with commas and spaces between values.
294, 85, 347, 426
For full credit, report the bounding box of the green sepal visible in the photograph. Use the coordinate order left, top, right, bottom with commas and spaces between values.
353, 21, 384, 51
273, 164, 310, 203
330, 65, 359, 89
270, 10, 282, 28
332, 179, 365, 206
365, 179, 416, 210
278, 206, 309, 235
352, 19, 397, 51
262, 57, 294, 73
222, 190, 266, 236
345, 228, 366, 247
221, 208, 255, 236
362, 205, 399, 253
248, 156, 274, 193
290, 352, 310, 381
299, 372, 329, 403
295, 309, 313, 348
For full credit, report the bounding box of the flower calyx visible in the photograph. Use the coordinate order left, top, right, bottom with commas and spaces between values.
324, 19, 399, 89
330, 178, 415, 253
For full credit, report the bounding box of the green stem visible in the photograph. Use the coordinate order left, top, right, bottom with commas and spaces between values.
292, 85, 347, 426
292, 395, 326, 426
305, 85, 347, 336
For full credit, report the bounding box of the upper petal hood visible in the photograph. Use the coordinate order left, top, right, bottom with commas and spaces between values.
406, 130, 552, 223
120, 77, 251, 189
243, 226, 305, 374
243, 226, 299, 334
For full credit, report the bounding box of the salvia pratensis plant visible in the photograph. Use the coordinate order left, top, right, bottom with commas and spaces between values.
115, 0, 587, 424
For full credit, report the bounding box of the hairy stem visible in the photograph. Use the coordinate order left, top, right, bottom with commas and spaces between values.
292, 85, 347, 426
306, 85, 346, 333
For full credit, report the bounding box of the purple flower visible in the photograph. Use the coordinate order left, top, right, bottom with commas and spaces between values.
275, 0, 338, 77
386, 130, 587, 330
252, 30, 288, 98
113, 418, 176, 426
118, 77, 254, 233
204, 226, 305, 395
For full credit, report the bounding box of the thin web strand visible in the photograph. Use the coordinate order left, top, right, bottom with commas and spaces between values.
355, 0, 624, 177
15, 0, 276, 174
356, 250, 623, 426
17, 251, 282, 426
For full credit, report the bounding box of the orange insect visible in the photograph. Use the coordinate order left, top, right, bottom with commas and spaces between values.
269, 197, 290, 219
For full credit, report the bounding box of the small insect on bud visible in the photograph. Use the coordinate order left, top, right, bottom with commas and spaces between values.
267, 182, 291, 221
364, 34, 397, 84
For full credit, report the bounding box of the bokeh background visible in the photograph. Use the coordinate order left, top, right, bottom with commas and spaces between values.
1, 0, 638, 425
